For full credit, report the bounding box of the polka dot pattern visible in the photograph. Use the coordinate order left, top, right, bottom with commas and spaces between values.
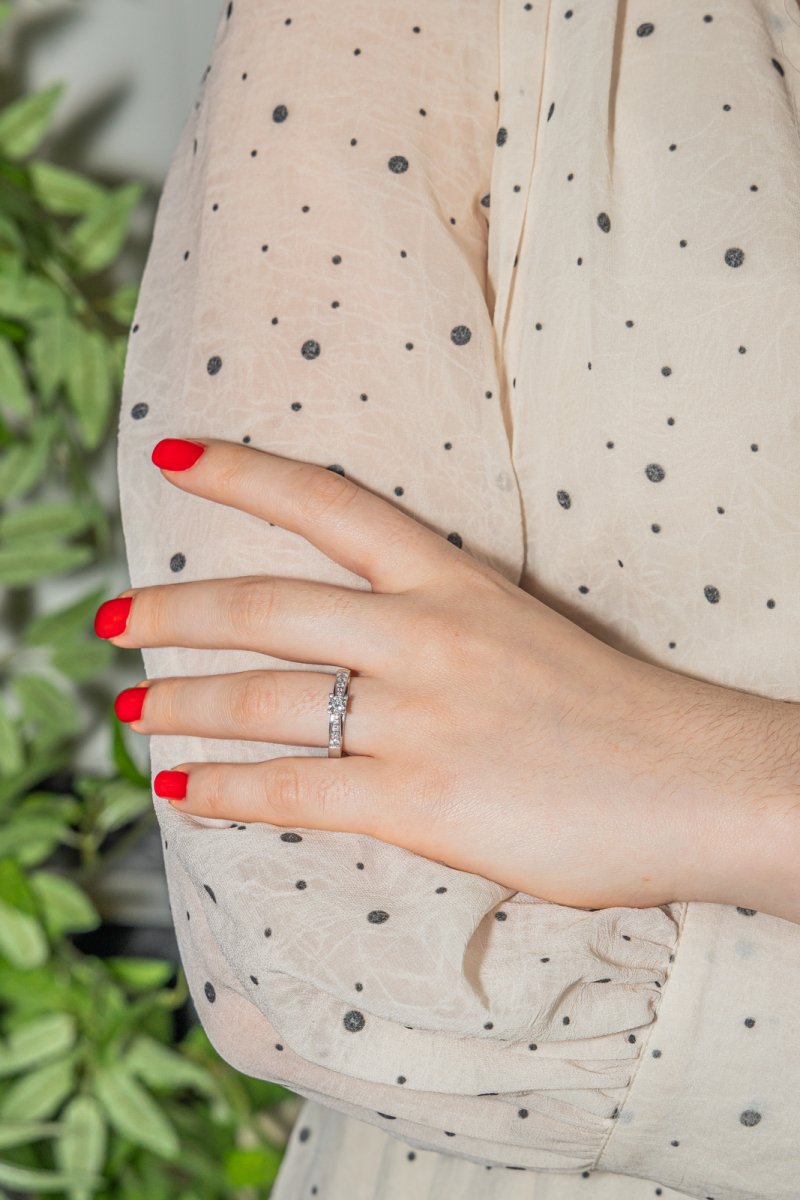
116, 1, 800, 1198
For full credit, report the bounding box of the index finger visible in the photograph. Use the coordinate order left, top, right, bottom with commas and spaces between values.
151, 437, 457, 593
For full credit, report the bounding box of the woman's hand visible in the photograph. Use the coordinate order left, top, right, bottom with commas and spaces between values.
95, 436, 770, 912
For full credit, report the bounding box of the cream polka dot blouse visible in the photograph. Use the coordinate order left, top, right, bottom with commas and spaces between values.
116, 2, 800, 1197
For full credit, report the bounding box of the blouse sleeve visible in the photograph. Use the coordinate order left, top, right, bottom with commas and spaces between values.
116, 0, 680, 1174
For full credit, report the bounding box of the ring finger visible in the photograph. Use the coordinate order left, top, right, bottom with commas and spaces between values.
115, 669, 381, 755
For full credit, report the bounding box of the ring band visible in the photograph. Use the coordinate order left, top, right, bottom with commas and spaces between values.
327, 668, 351, 757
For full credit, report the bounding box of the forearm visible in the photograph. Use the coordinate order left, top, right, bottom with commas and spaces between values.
673, 685, 800, 924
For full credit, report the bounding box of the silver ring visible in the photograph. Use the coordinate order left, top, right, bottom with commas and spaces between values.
326, 668, 351, 757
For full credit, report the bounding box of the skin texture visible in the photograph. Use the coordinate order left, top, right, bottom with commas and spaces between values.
100, 436, 800, 917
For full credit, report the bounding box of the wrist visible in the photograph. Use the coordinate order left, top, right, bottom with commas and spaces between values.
679, 692, 800, 923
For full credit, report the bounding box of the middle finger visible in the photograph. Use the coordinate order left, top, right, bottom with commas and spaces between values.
97, 575, 403, 673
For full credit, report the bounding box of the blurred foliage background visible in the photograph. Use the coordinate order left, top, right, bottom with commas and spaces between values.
0, 3, 299, 1195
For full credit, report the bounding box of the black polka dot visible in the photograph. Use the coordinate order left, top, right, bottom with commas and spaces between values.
496, 127, 508, 146
645, 463, 665, 482
273, 104, 288, 122
298, 1126, 311, 1142
704, 585, 721, 604
301, 340, 321, 360
388, 155, 409, 173
206, 355, 222, 374
343, 1010, 365, 1031
296, 880, 307, 890
557, 490, 571, 509
131, 402, 148, 419
597, 211, 611, 232
170, 553, 186, 572
204, 981, 216, 1003
451, 325, 472, 345
736, 907, 757, 916
636, 22, 655, 36
725, 247, 745, 268
368, 910, 390, 923
744, 1018, 756, 1027
203, 885, 216, 903
280, 832, 303, 843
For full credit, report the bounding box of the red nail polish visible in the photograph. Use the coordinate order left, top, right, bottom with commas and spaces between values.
151, 438, 206, 470
94, 596, 133, 638
154, 770, 189, 800
114, 686, 148, 723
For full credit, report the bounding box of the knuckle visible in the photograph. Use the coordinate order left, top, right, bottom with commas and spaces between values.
269, 762, 303, 820
204, 768, 230, 820
145, 585, 173, 642
216, 451, 250, 491
296, 466, 361, 522
226, 577, 279, 633
228, 672, 276, 728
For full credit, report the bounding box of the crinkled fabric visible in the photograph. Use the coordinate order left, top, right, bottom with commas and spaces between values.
116, 1, 800, 1197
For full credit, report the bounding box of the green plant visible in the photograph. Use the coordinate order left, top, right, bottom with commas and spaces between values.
0, 8, 295, 1195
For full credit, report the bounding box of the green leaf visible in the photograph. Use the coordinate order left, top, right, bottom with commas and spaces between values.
0, 212, 25, 256
65, 324, 114, 450
0, 700, 24, 775
23, 584, 108, 647
0, 816, 69, 863
93, 1064, 180, 1160
55, 1094, 107, 1200
0, 335, 31, 417
111, 718, 150, 789
0, 82, 65, 159
0, 1012, 76, 1078
51, 639, 113, 683
123, 1034, 218, 1096
0, 500, 95, 542
0, 540, 94, 586
12, 672, 80, 739
95, 777, 151, 834
0, 857, 37, 914
0, 897, 49, 967
27, 309, 72, 404
106, 959, 174, 994
99, 285, 138, 328
0, 1158, 101, 1194
0, 1053, 76, 1120
66, 182, 144, 276
0, 959, 63, 1009
0, 271, 66, 321
0, 420, 54, 502
0, 1120, 63, 1150
29, 160, 108, 216
29, 870, 101, 938
223, 1145, 283, 1188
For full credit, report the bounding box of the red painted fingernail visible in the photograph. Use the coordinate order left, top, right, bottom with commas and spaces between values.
114, 686, 148, 723
94, 596, 133, 638
154, 770, 189, 799
151, 438, 206, 470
